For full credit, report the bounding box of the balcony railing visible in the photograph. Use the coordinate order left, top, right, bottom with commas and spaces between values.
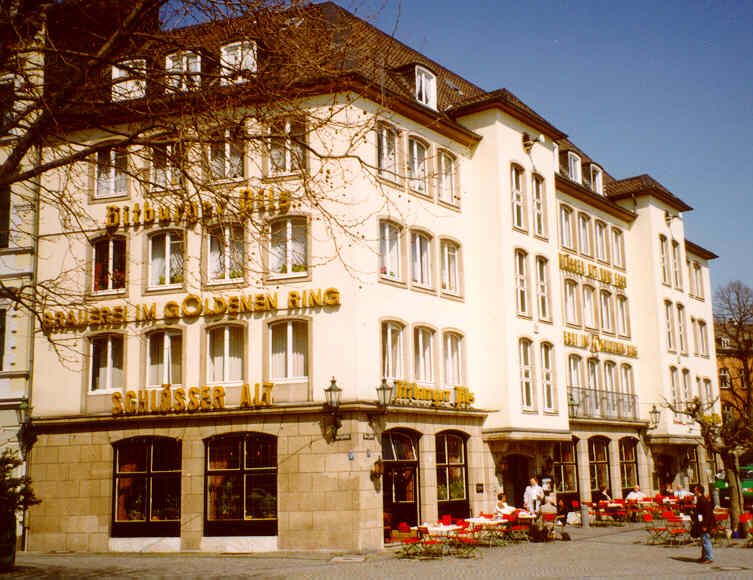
567, 386, 638, 421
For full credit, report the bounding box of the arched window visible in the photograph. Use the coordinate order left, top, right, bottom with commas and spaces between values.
414, 326, 434, 384
112, 437, 181, 537
382, 321, 403, 380
536, 256, 550, 321
411, 231, 432, 287
595, 221, 608, 262
619, 438, 639, 496
147, 329, 182, 387
515, 249, 529, 315
443, 332, 463, 387
578, 213, 592, 255
583, 285, 597, 328
408, 138, 428, 193
600, 290, 613, 332
519, 338, 534, 409
441, 240, 460, 294
541, 342, 554, 412
560, 205, 573, 249
436, 431, 469, 519
565, 279, 579, 325
511, 165, 525, 230
659, 235, 670, 284
90, 333, 124, 392
588, 437, 610, 495
415, 66, 436, 109
205, 433, 277, 536
379, 221, 402, 281
616, 295, 629, 336
377, 124, 397, 180
438, 151, 456, 205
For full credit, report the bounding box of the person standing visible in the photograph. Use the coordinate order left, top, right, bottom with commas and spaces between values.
523, 478, 544, 513
693, 484, 714, 564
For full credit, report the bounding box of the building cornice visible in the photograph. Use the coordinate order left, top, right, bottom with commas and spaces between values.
685, 239, 718, 260
482, 427, 572, 442
647, 433, 703, 446
556, 175, 637, 223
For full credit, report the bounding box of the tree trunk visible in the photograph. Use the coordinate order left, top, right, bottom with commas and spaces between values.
724, 463, 742, 532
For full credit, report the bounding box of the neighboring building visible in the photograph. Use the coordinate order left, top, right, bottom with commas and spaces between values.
20, 2, 718, 553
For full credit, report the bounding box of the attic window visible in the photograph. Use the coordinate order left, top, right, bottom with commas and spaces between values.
220, 41, 257, 85
591, 165, 603, 195
111, 59, 146, 101
166, 51, 201, 91
415, 66, 436, 110
567, 152, 581, 184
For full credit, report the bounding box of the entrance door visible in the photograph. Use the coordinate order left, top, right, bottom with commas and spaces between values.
382, 430, 420, 536
504, 454, 530, 509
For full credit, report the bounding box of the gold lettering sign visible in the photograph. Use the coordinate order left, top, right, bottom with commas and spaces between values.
562, 331, 638, 358
392, 380, 475, 408
559, 254, 627, 290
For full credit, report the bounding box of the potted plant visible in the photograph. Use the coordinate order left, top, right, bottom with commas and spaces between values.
0, 449, 40, 570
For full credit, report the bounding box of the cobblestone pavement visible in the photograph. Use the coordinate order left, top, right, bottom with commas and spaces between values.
5, 525, 753, 579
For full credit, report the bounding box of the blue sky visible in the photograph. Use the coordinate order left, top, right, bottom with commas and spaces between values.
337, 0, 753, 295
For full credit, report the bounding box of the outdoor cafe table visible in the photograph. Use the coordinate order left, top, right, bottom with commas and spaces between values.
412, 523, 461, 536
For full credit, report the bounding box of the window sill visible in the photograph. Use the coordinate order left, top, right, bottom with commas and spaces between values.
440, 290, 464, 302
206, 278, 246, 288
617, 333, 632, 341
376, 174, 402, 189
584, 324, 599, 332
521, 408, 538, 415
408, 187, 432, 201
560, 246, 577, 254
533, 233, 549, 243
437, 198, 461, 212
267, 272, 310, 284
537, 318, 553, 325
379, 276, 407, 289
91, 192, 130, 204
565, 322, 582, 330
145, 284, 185, 295
0, 246, 34, 256
263, 171, 303, 183
90, 289, 128, 300
613, 264, 626, 272
88, 388, 123, 395
512, 225, 528, 235
209, 176, 246, 186
410, 284, 436, 297
516, 312, 533, 320
596, 258, 610, 267
543, 410, 559, 416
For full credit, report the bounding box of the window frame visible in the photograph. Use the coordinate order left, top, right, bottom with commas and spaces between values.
672, 241, 683, 289
90, 333, 124, 392
618, 438, 639, 494
410, 230, 432, 288
269, 216, 307, 279
611, 228, 624, 268
377, 124, 398, 182
443, 332, 463, 387
166, 51, 201, 91
514, 249, 529, 316
269, 319, 308, 382
595, 221, 609, 263
616, 294, 629, 337
440, 239, 460, 295
567, 152, 582, 183
93, 236, 126, 294
588, 437, 611, 494
379, 220, 403, 282
659, 235, 671, 285
698, 320, 709, 356
382, 321, 404, 381
565, 279, 579, 325
208, 224, 244, 284
590, 165, 603, 195
95, 146, 128, 199
578, 213, 592, 256
435, 432, 469, 513
511, 165, 526, 230
519, 338, 534, 410
438, 150, 457, 205
413, 326, 435, 385
560, 205, 574, 249
535, 256, 550, 321
415, 66, 437, 110
407, 137, 428, 194
148, 230, 184, 288
220, 40, 257, 85
207, 324, 245, 385
532, 174, 546, 237
541, 342, 555, 412
111, 59, 146, 102
208, 128, 245, 182
600, 290, 613, 333
719, 367, 730, 389
269, 119, 306, 176
147, 329, 183, 388
676, 304, 687, 353
583, 285, 598, 329
568, 355, 583, 388
664, 300, 675, 351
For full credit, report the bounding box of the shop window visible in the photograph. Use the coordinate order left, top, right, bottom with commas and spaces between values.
270, 217, 306, 277
208, 129, 244, 181
443, 332, 462, 387
436, 432, 469, 519
270, 320, 308, 381
588, 437, 610, 494
536, 256, 550, 321
205, 433, 277, 536
208, 325, 244, 384
382, 321, 403, 380
377, 124, 397, 181
532, 175, 546, 237
415, 66, 436, 109
111, 59, 146, 101
519, 338, 534, 410
438, 151, 456, 205
619, 438, 638, 496
413, 326, 434, 384
149, 231, 184, 287
379, 221, 402, 281
410, 231, 431, 287
93, 237, 126, 292
514, 249, 528, 315
166, 51, 201, 91
209, 225, 244, 282
147, 330, 182, 387
269, 118, 305, 175
95, 147, 128, 199
382, 430, 419, 527
553, 441, 578, 494
112, 437, 181, 537
441, 240, 460, 294
220, 41, 257, 84
407, 138, 427, 194
541, 342, 555, 412
90, 334, 124, 392
511, 165, 525, 230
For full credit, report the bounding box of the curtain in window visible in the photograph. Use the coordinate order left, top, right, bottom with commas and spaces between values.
169, 333, 182, 385
291, 321, 307, 377
228, 135, 244, 178
96, 151, 113, 196
378, 127, 396, 176
111, 336, 124, 389
228, 326, 243, 381
209, 232, 223, 279
290, 220, 306, 272
271, 323, 286, 378
114, 149, 127, 194
91, 338, 107, 391
169, 234, 183, 283
209, 328, 225, 382
270, 221, 286, 274
149, 333, 164, 386
290, 121, 305, 171
151, 235, 165, 285
210, 138, 226, 179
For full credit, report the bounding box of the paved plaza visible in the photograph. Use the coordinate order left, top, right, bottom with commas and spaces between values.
5, 525, 753, 579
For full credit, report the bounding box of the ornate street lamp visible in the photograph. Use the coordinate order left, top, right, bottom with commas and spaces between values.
15, 399, 36, 459
324, 377, 343, 441
376, 378, 393, 408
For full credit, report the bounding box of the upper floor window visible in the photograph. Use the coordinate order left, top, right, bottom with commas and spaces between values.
209, 225, 244, 282
595, 221, 608, 262
611, 228, 624, 268
411, 231, 431, 287
150, 231, 183, 287
220, 41, 257, 84
382, 321, 403, 380
93, 237, 126, 292
659, 235, 671, 285
560, 205, 574, 249
208, 325, 244, 384
148, 330, 182, 387
514, 249, 529, 315
620, 364, 634, 395
90, 334, 123, 391
270, 320, 308, 381
719, 367, 730, 389
536, 256, 550, 321
96, 147, 128, 198
565, 279, 579, 325
414, 326, 434, 384
687, 260, 695, 296
532, 175, 546, 237
600, 290, 613, 332
664, 301, 675, 351
587, 358, 600, 391
541, 342, 555, 412
670, 366, 680, 420
151, 141, 182, 190
568, 355, 582, 387
379, 221, 402, 281
672, 241, 682, 289
377, 124, 397, 181
166, 51, 201, 91
438, 151, 456, 205
616, 295, 629, 336
583, 285, 597, 328
270, 217, 306, 277
270, 119, 305, 175
0, 309, 5, 371
578, 213, 592, 256
692, 262, 704, 299
209, 129, 244, 181
0, 188, 9, 249
511, 165, 525, 230
698, 320, 709, 356
604, 361, 616, 393
519, 338, 534, 409
567, 152, 581, 183
590, 165, 603, 195
443, 332, 462, 387
111, 59, 146, 101
676, 304, 687, 353
407, 138, 428, 194
441, 240, 460, 294
415, 66, 437, 109
704, 379, 713, 404
0, 82, 13, 129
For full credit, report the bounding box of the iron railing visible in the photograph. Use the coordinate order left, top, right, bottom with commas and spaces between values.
567, 386, 638, 421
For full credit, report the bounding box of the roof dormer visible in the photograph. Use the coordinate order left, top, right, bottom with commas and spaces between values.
567, 151, 581, 184
590, 164, 603, 195
415, 65, 436, 110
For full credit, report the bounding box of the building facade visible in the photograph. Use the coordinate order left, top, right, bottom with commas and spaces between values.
19, 2, 719, 553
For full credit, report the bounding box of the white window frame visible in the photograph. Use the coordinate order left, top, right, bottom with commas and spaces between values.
681, 369, 691, 418
111, 59, 146, 101
89, 334, 124, 392
147, 330, 182, 387
567, 152, 581, 183
565, 280, 578, 325
578, 213, 592, 256
665, 301, 675, 351
411, 231, 432, 287
149, 231, 183, 287
444, 332, 462, 387
616, 295, 629, 336
220, 40, 257, 85
95, 147, 128, 199
587, 358, 600, 391
377, 124, 397, 180
515, 249, 529, 315
519, 339, 534, 410
583, 285, 597, 329
209, 128, 244, 181
660, 235, 671, 285
620, 364, 634, 395
676, 304, 687, 353
270, 119, 305, 175
612, 228, 624, 268
270, 320, 308, 382
382, 321, 403, 380
408, 138, 428, 194
719, 368, 730, 389
438, 151, 456, 204
687, 260, 696, 296
511, 165, 525, 229
595, 221, 608, 262
590, 165, 603, 194
670, 366, 680, 420
560, 206, 573, 249
693, 263, 704, 299
207, 325, 245, 384
415, 66, 437, 109
600, 290, 613, 332
150, 141, 181, 190
703, 378, 713, 403
441, 240, 460, 294
672, 241, 682, 289
209, 224, 244, 283
532, 175, 545, 237
604, 361, 616, 393
536, 256, 550, 321
541, 342, 554, 412
379, 221, 402, 281
270, 217, 307, 278
166, 51, 201, 91
93, 237, 126, 293
414, 326, 434, 384
568, 355, 582, 387
698, 320, 709, 356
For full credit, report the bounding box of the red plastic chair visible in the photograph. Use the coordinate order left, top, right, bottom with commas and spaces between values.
642, 512, 667, 544
441, 514, 452, 526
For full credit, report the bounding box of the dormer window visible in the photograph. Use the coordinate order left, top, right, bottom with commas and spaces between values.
220, 41, 257, 85
415, 66, 436, 110
111, 59, 146, 101
590, 164, 603, 195
166, 51, 201, 91
567, 152, 581, 184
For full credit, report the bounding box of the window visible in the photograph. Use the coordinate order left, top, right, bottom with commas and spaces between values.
536, 256, 550, 320
0, 188, 8, 248
209, 225, 244, 282
379, 221, 402, 280
693, 262, 704, 299
553, 442, 577, 494
553, 143, 559, 174
682, 369, 691, 414
672, 241, 682, 289
687, 260, 696, 296
150, 141, 182, 190
568, 355, 582, 387
514, 249, 529, 315
691, 317, 698, 355
565, 280, 578, 325
698, 320, 709, 356
90, 334, 124, 391
147, 330, 182, 387
436, 432, 467, 507
415, 66, 436, 109
407, 138, 427, 193
619, 439, 638, 493
209, 129, 244, 180
578, 213, 592, 255
560, 206, 573, 248
270, 217, 306, 277
377, 124, 397, 180
220, 41, 257, 84
441, 240, 460, 294
676, 304, 687, 353
696, 376, 703, 404
612, 228, 624, 268
270, 320, 308, 381
595, 221, 608, 262
588, 438, 610, 494
205, 433, 277, 536
111, 59, 146, 101
208, 325, 244, 384
541, 343, 554, 411
166, 51, 201, 91
670, 366, 680, 420
382, 321, 403, 380
438, 152, 456, 204
95, 147, 128, 198
0, 309, 4, 371
567, 152, 581, 183
112, 437, 181, 537
620, 364, 634, 395
411, 231, 431, 287
719, 367, 730, 389
443, 333, 462, 387
664, 301, 675, 350
591, 165, 603, 195
150, 231, 183, 287
519, 338, 534, 409
604, 361, 616, 392
414, 326, 434, 384
659, 235, 671, 285
600, 290, 613, 332
583, 285, 597, 328
704, 379, 713, 403
270, 119, 305, 175
587, 358, 600, 391
511, 165, 525, 230
532, 175, 545, 237
616, 295, 629, 336
93, 237, 126, 292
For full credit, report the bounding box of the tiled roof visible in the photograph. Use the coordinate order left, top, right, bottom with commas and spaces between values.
606, 174, 693, 212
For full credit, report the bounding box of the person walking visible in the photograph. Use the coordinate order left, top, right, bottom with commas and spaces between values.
693, 484, 714, 564
523, 478, 544, 514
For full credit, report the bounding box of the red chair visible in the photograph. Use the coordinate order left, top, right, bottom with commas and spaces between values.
642, 512, 667, 544
711, 512, 731, 546
441, 514, 452, 526
397, 522, 421, 558
740, 512, 753, 547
